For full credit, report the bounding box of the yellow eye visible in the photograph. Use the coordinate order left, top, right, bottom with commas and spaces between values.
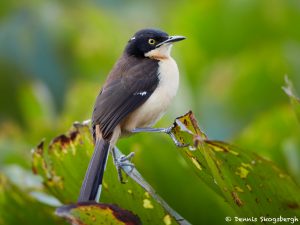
148, 39, 156, 45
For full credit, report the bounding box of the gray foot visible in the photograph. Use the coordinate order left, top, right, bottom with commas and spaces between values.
112, 149, 135, 183
132, 127, 189, 148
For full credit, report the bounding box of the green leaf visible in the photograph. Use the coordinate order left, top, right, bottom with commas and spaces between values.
101, 153, 183, 225
171, 111, 300, 217
232, 77, 300, 183
32, 123, 188, 225
0, 173, 61, 225
32, 124, 93, 203
235, 105, 300, 183
56, 202, 141, 225
283, 76, 300, 123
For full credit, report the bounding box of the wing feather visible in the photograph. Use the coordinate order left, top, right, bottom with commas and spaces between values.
92, 56, 159, 139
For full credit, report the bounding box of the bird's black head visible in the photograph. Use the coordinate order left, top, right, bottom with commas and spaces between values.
125, 28, 185, 58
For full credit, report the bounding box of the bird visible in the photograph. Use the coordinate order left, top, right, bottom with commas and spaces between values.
78, 28, 185, 202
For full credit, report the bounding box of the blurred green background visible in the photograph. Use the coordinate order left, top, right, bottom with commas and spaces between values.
1, 0, 300, 224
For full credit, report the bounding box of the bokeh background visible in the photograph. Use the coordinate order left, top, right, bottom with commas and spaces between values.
1, 0, 300, 224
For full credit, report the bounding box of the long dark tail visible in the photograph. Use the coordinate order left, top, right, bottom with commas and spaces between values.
78, 138, 110, 202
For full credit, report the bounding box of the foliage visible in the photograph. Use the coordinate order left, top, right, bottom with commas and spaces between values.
11, 108, 300, 224
56, 202, 142, 225
283, 76, 300, 123
0, 173, 62, 225
1, 0, 300, 224
31, 123, 187, 224
172, 112, 300, 217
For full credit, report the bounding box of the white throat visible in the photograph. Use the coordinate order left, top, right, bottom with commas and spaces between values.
144, 44, 173, 60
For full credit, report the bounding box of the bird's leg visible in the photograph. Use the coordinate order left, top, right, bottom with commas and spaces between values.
132, 127, 188, 147
111, 147, 135, 184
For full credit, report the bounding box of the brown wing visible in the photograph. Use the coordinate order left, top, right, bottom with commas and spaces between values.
92, 55, 159, 140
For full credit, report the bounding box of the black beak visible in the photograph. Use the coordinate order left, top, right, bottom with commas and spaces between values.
156, 35, 186, 47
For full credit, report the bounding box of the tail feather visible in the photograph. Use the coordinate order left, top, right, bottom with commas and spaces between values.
78, 138, 109, 202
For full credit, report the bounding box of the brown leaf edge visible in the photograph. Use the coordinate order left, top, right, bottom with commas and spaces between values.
56, 202, 142, 225
171, 110, 207, 147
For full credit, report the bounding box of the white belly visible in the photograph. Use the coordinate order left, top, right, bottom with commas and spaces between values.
123, 57, 179, 131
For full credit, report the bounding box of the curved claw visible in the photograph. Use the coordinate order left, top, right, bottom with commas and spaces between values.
119, 152, 135, 162
176, 142, 189, 148
112, 151, 135, 183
